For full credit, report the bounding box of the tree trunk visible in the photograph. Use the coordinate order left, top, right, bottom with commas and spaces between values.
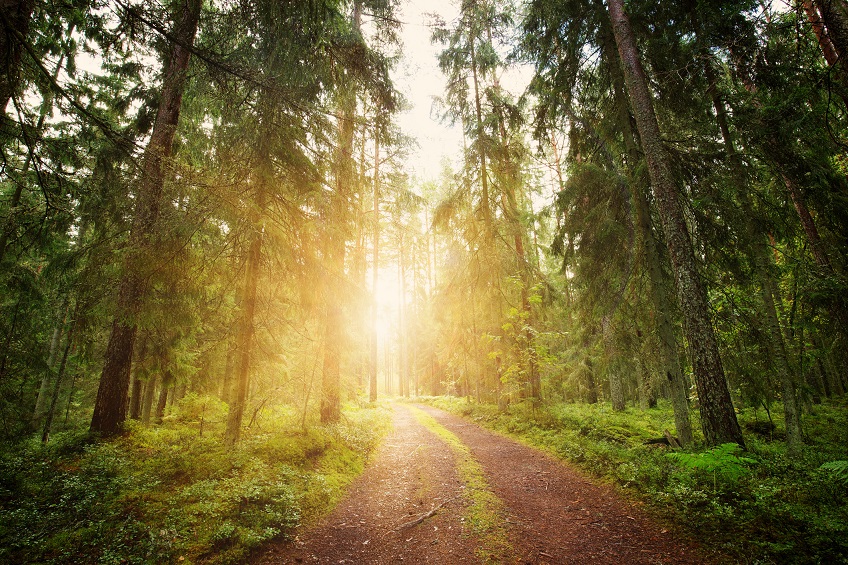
155, 373, 171, 424
370, 119, 380, 403
41, 322, 73, 443
607, 0, 744, 446
225, 172, 266, 445
90, 0, 201, 436
129, 333, 148, 420
141, 374, 157, 425
704, 58, 804, 454
469, 34, 493, 241
602, 21, 693, 444
815, 0, 848, 74
321, 2, 361, 423
32, 301, 65, 430
399, 234, 408, 398
803, 1, 848, 110
602, 316, 626, 411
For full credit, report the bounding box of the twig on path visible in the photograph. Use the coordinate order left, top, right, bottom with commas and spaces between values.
394, 495, 460, 531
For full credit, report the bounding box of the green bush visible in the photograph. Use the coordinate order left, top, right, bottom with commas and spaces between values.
0, 398, 391, 564
419, 396, 848, 564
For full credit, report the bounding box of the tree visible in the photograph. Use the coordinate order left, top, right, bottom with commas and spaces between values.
90, 0, 202, 436
606, 0, 744, 446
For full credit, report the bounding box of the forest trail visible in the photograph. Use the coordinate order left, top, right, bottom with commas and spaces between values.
253, 403, 705, 564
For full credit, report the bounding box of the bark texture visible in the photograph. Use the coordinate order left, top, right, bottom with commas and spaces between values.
370, 122, 380, 403
90, 0, 201, 436
607, 0, 744, 446
602, 21, 693, 445
320, 1, 362, 423
704, 59, 803, 454
224, 188, 263, 444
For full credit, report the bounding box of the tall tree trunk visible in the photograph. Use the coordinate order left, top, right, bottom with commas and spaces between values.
604, 320, 626, 412
469, 34, 493, 241
225, 171, 266, 445
399, 233, 407, 397
602, 23, 693, 444
370, 119, 380, 403
32, 299, 66, 430
41, 323, 73, 443
141, 374, 157, 425
815, 0, 848, 73
321, 1, 361, 423
129, 333, 148, 420
704, 58, 804, 454
607, 0, 744, 446
803, 1, 848, 110
90, 0, 201, 436
155, 373, 171, 424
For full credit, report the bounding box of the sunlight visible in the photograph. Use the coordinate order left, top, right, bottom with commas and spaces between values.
372, 265, 403, 344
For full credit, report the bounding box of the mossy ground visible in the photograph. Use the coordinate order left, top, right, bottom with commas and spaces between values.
0, 396, 391, 565
418, 395, 848, 564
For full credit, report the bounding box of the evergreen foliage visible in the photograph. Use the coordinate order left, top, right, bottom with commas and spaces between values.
1, 0, 848, 560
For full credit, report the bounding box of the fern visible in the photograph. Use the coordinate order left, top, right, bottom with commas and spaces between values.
667, 443, 757, 489
820, 461, 848, 485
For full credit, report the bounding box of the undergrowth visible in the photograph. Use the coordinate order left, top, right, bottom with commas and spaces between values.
419, 395, 848, 564
0, 396, 391, 564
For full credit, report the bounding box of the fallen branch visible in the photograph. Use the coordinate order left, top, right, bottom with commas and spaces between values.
394, 495, 459, 531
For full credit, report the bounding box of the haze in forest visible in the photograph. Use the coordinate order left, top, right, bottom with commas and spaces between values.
1, 0, 847, 563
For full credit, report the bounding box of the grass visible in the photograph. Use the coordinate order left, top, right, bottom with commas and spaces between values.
0, 395, 391, 565
418, 395, 848, 564
407, 405, 513, 563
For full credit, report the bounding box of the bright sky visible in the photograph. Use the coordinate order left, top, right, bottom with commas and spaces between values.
392, 0, 463, 181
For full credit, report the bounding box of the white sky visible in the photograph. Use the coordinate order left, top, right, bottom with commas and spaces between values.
391, 0, 463, 182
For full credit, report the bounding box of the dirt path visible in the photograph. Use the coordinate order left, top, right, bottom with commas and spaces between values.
253, 403, 481, 564
254, 403, 704, 564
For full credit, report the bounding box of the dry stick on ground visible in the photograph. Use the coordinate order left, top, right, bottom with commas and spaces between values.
394, 495, 461, 531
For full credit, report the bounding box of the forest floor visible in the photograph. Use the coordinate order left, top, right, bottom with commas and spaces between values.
252, 403, 706, 564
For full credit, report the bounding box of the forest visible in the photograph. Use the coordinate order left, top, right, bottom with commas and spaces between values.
1, 0, 847, 563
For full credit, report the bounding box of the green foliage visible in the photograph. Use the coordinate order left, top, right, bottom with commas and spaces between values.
0, 401, 390, 564
667, 443, 757, 489
422, 396, 848, 564
819, 460, 848, 486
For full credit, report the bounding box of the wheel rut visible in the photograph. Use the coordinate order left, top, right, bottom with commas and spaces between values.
254, 403, 705, 564
253, 403, 481, 564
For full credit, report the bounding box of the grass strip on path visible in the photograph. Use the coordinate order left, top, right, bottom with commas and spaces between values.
406, 404, 514, 563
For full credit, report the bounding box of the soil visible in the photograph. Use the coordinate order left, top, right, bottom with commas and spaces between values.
252, 403, 705, 564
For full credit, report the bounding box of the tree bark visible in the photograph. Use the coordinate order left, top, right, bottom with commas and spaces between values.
128, 333, 148, 420
90, 0, 201, 436
141, 374, 157, 425
602, 21, 693, 444
32, 300, 65, 430
225, 167, 266, 445
399, 232, 408, 398
370, 119, 380, 403
815, 0, 848, 72
607, 0, 744, 446
803, 0, 848, 110
321, 1, 361, 424
155, 373, 171, 424
41, 325, 73, 443
704, 58, 804, 454
469, 33, 493, 241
